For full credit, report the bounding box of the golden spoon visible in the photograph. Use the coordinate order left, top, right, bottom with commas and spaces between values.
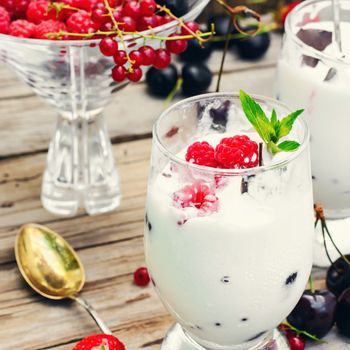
15, 223, 112, 334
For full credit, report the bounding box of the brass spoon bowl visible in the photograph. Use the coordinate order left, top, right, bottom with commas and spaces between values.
15, 223, 111, 334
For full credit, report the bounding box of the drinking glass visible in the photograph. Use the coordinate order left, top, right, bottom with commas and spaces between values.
0, 0, 209, 216
276, 0, 350, 265
144, 93, 314, 350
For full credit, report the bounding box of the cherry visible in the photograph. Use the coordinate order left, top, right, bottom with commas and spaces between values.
139, 45, 155, 65
326, 254, 350, 297
133, 266, 150, 286
336, 288, 350, 337
140, 0, 157, 16
182, 63, 212, 97
146, 64, 178, 97
287, 335, 305, 350
156, 0, 188, 17
112, 65, 127, 82
235, 29, 271, 60
180, 39, 213, 62
113, 50, 128, 65
153, 49, 171, 69
165, 33, 188, 54
99, 37, 118, 56
129, 49, 143, 67
287, 289, 337, 339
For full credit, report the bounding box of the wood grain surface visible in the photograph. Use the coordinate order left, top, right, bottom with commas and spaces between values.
0, 33, 342, 350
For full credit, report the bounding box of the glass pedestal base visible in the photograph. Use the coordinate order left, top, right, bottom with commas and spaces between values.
41, 112, 121, 216
313, 217, 350, 267
161, 324, 290, 350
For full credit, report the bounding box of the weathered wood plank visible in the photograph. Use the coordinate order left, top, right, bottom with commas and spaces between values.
0, 34, 281, 157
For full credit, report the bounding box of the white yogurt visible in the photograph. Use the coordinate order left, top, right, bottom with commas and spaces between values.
145, 130, 314, 348
276, 20, 350, 218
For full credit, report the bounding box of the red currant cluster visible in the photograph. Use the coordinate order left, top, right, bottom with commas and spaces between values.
0, 0, 208, 83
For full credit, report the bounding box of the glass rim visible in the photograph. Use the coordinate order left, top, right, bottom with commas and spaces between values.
153, 92, 310, 176
285, 0, 350, 66
0, 0, 209, 47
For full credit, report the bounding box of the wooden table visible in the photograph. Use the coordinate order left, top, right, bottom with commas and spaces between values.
0, 34, 336, 350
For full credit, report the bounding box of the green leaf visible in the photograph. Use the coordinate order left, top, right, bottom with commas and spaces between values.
278, 109, 304, 139
270, 109, 280, 142
277, 140, 300, 152
267, 141, 282, 155
239, 90, 275, 143
100, 345, 107, 350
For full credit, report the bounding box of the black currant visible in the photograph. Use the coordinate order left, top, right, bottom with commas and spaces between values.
146, 64, 178, 97
181, 63, 212, 97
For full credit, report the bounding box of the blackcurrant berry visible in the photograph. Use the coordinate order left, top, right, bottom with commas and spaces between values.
182, 63, 212, 97
146, 64, 178, 97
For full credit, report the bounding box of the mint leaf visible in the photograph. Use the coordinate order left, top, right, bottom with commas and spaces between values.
278, 109, 304, 139
270, 109, 280, 142
100, 345, 107, 350
277, 140, 301, 151
239, 90, 275, 143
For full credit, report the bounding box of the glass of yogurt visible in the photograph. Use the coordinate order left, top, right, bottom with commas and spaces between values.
144, 93, 314, 350
276, 0, 350, 266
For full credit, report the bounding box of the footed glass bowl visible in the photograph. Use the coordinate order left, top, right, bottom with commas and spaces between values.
0, 0, 209, 216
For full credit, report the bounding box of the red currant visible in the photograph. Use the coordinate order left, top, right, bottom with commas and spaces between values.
99, 37, 118, 56
100, 20, 113, 31
133, 266, 150, 286
287, 335, 305, 350
181, 21, 199, 36
157, 14, 172, 26
166, 34, 188, 54
140, 0, 156, 16
112, 65, 127, 82
137, 15, 158, 31
113, 50, 128, 65
92, 2, 107, 23
139, 45, 155, 65
129, 49, 143, 67
153, 49, 171, 69
120, 16, 136, 31
122, 1, 140, 19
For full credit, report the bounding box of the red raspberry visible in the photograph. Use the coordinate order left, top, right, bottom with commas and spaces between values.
215, 135, 259, 169
66, 10, 98, 34
0, 6, 10, 33
8, 19, 35, 37
0, 0, 30, 20
186, 141, 217, 168
133, 267, 150, 287
173, 182, 218, 214
26, 0, 55, 24
73, 334, 125, 350
34, 19, 66, 39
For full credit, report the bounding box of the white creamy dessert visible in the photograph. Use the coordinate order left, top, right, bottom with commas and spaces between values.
145, 99, 314, 348
276, 14, 350, 219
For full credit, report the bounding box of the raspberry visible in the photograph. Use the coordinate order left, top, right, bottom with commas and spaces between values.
215, 135, 259, 169
66, 10, 98, 34
26, 0, 54, 24
8, 19, 35, 37
173, 182, 218, 214
34, 19, 66, 39
0, 0, 30, 20
186, 141, 217, 168
0, 6, 10, 33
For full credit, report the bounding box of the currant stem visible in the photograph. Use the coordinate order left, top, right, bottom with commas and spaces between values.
309, 274, 315, 294
165, 78, 183, 106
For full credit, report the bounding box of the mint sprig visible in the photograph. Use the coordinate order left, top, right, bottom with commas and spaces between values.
239, 90, 304, 155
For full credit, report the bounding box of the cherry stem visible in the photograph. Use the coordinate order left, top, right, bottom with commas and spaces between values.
165, 78, 183, 105
282, 322, 325, 343
215, 15, 232, 93
315, 203, 350, 267
309, 274, 315, 294
214, 0, 262, 35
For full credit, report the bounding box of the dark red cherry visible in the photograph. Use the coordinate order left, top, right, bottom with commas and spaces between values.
287, 289, 337, 339
336, 288, 350, 337
326, 254, 350, 297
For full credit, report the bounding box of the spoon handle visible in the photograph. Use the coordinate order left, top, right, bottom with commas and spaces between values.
71, 295, 113, 335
